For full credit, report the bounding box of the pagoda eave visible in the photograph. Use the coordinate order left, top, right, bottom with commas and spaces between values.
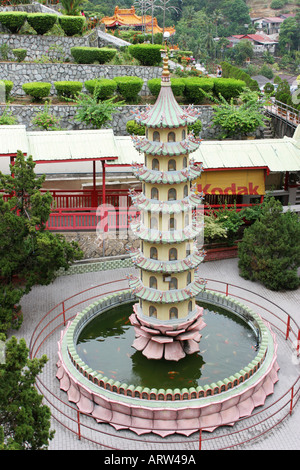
127, 276, 206, 303
132, 166, 203, 185
129, 250, 205, 273
131, 137, 201, 156
129, 193, 203, 214
130, 223, 204, 244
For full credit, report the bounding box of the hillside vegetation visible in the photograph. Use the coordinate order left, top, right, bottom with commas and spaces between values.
246, 0, 299, 17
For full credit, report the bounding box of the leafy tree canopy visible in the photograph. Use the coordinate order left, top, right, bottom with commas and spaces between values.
0, 151, 83, 334
0, 335, 55, 450
238, 197, 300, 291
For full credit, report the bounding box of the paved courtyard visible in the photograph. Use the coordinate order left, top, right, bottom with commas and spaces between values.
16, 258, 300, 451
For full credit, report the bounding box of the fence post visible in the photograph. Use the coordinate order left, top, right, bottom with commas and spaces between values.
289, 386, 294, 416
225, 284, 229, 296
77, 410, 81, 440
62, 301, 66, 326
199, 428, 202, 450
285, 315, 291, 340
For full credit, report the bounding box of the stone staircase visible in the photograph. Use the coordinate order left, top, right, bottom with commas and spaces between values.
263, 116, 274, 138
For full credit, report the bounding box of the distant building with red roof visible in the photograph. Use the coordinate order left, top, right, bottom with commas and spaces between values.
250, 14, 295, 35
226, 32, 278, 54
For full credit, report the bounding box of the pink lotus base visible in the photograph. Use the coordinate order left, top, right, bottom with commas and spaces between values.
129, 304, 206, 361
56, 322, 279, 437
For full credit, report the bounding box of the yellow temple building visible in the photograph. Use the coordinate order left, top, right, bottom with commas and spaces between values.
101, 6, 176, 36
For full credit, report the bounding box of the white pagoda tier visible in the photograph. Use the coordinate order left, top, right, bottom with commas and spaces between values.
127, 52, 207, 361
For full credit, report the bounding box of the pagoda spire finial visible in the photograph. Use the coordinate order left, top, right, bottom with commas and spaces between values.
160, 46, 170, 83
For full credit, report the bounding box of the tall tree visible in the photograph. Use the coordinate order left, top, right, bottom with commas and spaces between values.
0, 151, 83, 334
279, 16, 300, 54
0, 335, 55, 450
238, 197, 300, 291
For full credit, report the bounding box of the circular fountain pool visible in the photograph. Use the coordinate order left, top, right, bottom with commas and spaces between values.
57, 289, 279, 435
76, 301, 258, 391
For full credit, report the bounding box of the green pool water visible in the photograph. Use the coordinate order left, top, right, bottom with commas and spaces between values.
76, 301, 258, 390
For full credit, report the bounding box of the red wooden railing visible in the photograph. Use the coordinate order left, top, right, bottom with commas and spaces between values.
1, 189, 259, 231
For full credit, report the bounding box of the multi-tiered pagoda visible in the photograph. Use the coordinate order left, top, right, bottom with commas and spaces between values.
127, 52, 206, 362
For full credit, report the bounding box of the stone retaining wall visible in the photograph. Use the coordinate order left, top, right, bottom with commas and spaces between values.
0, 34, 92, 61
0, 62, 162, 96
0, 102, 216, 136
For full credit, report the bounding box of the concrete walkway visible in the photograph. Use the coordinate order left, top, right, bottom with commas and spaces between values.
17, 258, 300, 451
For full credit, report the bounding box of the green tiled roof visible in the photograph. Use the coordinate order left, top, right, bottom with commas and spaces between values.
131, 135, 201, 155
130, 220, 204, 243
129, 249, 205, 273
131, 82, 201, 129
127, 274, 206, 303
131, 162, 203, 184
129, 191, 203, 214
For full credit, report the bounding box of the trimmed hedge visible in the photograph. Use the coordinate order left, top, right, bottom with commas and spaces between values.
113, 76, 143, 101
85, 78, 117, 100
58, 15, 85, 36
220, 61, 259, 91
54, 81, 83, 99
22, 82, 51, 101
27, 13, 57, 35
126, 119, 145, 135
213, 78, 246, 101
1, 80, 13, 100
147, 77, 185, 97
0, 12, 27, 33
12, 48, 27, 62
183, 77, 215, 104
128, 44, 162, 66
71, 47, 117, 64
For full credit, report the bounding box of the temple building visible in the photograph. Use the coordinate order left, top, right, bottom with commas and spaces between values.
101, 6, 176, 36
127, 51, 207, 361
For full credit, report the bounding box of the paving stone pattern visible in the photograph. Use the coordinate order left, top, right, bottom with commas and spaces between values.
15, 258, 300, 451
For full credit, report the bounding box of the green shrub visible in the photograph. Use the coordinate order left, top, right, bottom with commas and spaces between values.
26, 13, 57, 35
172, 50, 193, 62
84, 78, 117, 99
126, 119, 145, 135
22, 82, 51, 102
54, 81, 83, 99
0, 12, 27, 33
264, 82, 274, 94
58, 15, 85, 36
213, 78, 246, 101
270, 0, 285, 8
12, 48, 27, 63
188, 120, 202, 137
1, 80, 13, 100
147, 77, 185, 97
113, 76, 143, 102
0, 106, 17, 125
128, 44, 162, 66
183, 77, 215, 104
220, 61, 259, 91
71, 47, 117, 64
238, 197, 300, 290
259, 63, 273, 80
